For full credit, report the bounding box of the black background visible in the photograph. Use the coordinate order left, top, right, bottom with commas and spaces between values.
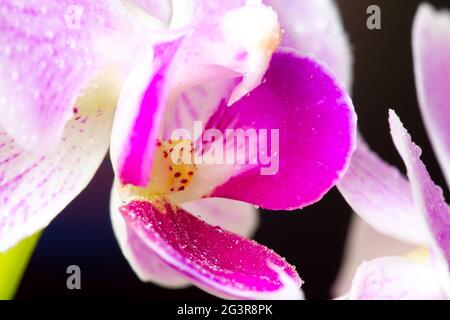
16, 0, 450, 300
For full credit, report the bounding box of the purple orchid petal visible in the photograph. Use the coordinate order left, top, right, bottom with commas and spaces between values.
0, 0, 132, 152
263, 0, 353, 89
119, 197, 304, 299
111, 3, 281, 186
337, 139, 428, 245
207, 49, 356, 210
348, 256, 445, 300
389, 110, 450, 297
110, 39, 181, 188
333, 215, 416, 297
0, 103, 114, 251
110, 184, 189, 288
413, 4, 450, 190
111, 185, 259, 287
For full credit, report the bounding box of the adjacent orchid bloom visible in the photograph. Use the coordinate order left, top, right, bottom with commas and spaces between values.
335, 4, 450, 299
0, 0, 356, 299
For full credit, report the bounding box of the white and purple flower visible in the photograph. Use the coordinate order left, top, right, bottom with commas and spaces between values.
335, 4, 450, 300
0, 0, 356, 299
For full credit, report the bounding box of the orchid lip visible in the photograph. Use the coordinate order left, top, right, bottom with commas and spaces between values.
118, 197, 304, 300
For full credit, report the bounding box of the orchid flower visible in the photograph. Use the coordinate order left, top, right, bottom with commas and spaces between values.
0, 0, 356, 299
334, 4, 450, 299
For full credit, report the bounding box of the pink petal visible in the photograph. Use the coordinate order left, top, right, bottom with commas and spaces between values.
413, 4, 450, 190
333, 215, 416, 297
0, 107, 114, 251
0, 1, 133, 152
348, 256, 445, 300
111, 3, 281, 186
110, 39, 181, 187
337, 139, 428, 245
120, 198, 304, 299
209, 49, 356, 210
263, 0, 353, 88
181, 198, 259, 238
389, 110, 450, 296
111, 187, 258, 287
110, 184, 189, 288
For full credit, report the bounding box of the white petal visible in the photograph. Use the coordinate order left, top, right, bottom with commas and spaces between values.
264, 0, 353, 89
0, 101, 114, 251
348, 256, 446, 300
333, 214, 416, 297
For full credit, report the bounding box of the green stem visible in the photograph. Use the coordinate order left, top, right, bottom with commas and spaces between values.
0, 232, 41, 300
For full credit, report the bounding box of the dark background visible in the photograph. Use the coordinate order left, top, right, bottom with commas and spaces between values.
16, 0, 450, 300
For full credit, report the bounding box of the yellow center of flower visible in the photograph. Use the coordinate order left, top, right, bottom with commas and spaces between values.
404, 247, 430, 263
119, 139, 197, 200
